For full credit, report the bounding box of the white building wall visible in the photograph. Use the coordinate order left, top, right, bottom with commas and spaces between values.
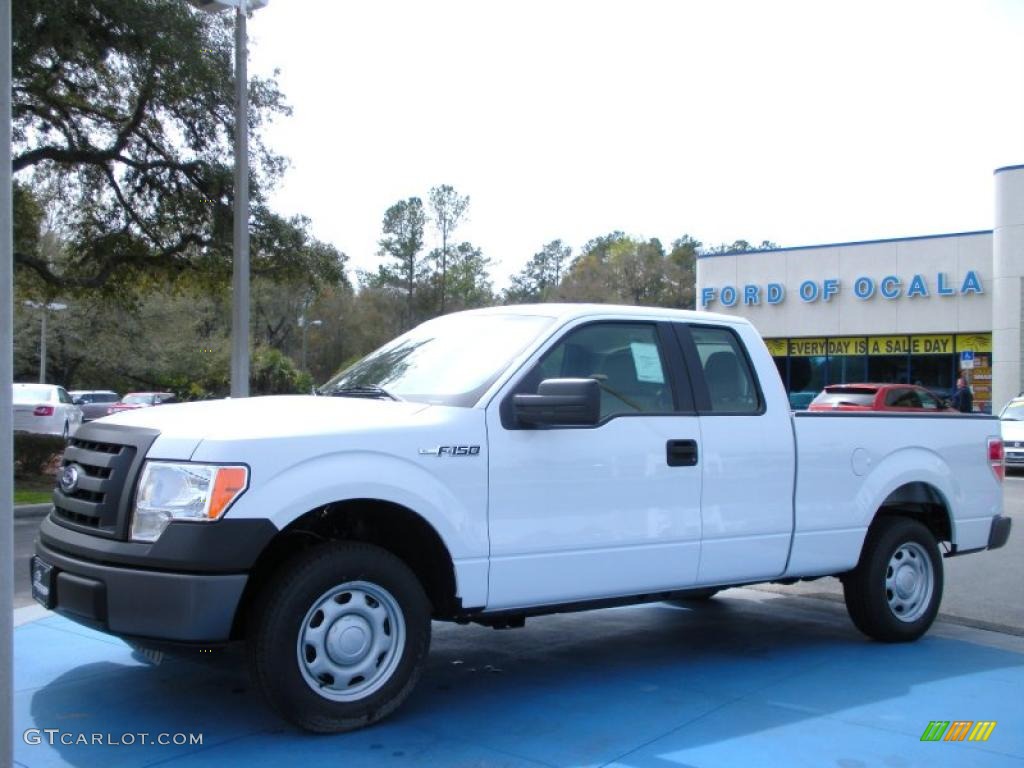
992, 165, 1024, 413
695, 232, 992, 340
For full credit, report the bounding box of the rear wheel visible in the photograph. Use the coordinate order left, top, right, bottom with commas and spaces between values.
248, 542, 431, 732
842, 517, 943, 642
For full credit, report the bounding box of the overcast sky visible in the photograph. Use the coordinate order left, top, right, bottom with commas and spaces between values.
246, 0, 1024, 287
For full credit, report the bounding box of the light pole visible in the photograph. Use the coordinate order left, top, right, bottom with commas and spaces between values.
24, 301, 67, 383
1, 0, 13, 762
188, 0, 268, 398
299, 316, 322, 373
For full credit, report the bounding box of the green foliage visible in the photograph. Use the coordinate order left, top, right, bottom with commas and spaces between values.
426, 242, 494, 312
428, 185, 470, 313
374, 197, 427, 325
704, 240, 779, 255
10, 0, 341, 299
15, 489, 54, 505
504, 240, 571, 304
13, 182, 43, 265
552, 232, 765, 310
14, 434, 66, 479
251, 347, 313, 396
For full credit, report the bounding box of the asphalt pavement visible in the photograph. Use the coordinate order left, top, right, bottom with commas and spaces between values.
14, 513, 44, 609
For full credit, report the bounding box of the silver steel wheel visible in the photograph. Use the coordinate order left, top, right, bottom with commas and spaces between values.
296, 581, 406, 702
884, 541, 934, 623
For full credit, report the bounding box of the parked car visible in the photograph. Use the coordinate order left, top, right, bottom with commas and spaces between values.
808, 383, 955, 413
70, 390, 120, 422
107, 392, 177, 415
12, 383, 83, 439
33, 305, 1007, 733
1000, 395, 1024, 471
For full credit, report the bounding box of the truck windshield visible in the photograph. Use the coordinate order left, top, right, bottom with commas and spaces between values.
1002, 403, 1024, 421
321, 313, 555, 407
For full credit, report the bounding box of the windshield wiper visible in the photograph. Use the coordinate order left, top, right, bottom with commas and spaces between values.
326, 385, 401, 401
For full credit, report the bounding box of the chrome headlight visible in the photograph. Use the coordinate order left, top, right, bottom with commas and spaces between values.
131, 462, 248, 542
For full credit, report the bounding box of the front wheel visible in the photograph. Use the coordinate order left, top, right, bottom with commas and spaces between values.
842, 517, 943, 642
248, 542, 432, 733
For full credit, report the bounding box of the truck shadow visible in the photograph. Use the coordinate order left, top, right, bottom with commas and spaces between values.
22, 593, 1024, 767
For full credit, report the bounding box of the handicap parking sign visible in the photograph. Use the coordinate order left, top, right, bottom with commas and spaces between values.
960, 350, 975, 369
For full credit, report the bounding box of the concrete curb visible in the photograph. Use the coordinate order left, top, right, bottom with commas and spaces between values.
14, 503, 50, 519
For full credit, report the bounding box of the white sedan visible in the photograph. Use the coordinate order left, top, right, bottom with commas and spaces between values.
12, 383, 84, 439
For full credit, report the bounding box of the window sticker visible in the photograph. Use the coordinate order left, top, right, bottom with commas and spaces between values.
630, 342, 665, 384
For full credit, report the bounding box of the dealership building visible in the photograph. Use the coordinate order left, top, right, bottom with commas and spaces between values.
696, 164, 1024, 414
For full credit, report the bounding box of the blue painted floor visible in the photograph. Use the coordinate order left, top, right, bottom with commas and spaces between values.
12, 589, 1024, 767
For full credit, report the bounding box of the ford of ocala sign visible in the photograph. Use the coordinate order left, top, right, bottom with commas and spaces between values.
701, 271, 983, 308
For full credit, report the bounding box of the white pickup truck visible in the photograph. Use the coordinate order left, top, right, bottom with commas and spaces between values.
33, 304, 1009, 732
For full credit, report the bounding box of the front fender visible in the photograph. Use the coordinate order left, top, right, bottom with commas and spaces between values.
226, 449, 488, 561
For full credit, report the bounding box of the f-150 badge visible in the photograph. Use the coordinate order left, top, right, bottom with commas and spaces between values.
418, 445, 481, 457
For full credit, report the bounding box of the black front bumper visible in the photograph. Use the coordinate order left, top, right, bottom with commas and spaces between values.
34, 513, 278, 643
33, 539, 248, 642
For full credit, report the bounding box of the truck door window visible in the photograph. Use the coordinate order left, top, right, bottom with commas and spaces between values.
527, 323, 675, 420
689, 326, 761, 414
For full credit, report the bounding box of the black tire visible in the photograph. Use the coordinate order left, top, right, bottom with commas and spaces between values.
665, 587, 721, 606
842, 517, 943, 642
247, 541, 431, 733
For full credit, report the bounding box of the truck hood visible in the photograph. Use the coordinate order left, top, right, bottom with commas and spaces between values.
98, 395, 433, 448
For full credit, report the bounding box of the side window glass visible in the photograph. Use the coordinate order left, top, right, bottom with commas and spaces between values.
888, 388, 920, 408
919, 391, 939, 410
690, 326, 760, 414
530, 323, 675, 420
57, 388, 71, 404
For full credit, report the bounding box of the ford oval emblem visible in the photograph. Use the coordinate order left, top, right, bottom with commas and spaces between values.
59, 464, 81, 494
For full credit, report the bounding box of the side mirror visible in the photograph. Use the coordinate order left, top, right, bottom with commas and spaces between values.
513, 378, 600, 427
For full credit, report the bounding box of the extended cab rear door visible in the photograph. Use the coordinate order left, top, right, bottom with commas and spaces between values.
674, 322, 796, 584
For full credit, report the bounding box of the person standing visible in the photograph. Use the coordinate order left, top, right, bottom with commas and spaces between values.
951, 377, 974, 413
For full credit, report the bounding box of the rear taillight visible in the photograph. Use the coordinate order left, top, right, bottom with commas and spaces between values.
989, 438, 1005, 482
33, 405, 54, 416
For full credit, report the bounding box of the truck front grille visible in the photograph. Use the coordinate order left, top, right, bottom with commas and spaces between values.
51, 424, 159, 539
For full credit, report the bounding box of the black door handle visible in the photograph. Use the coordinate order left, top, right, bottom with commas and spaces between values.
666, 439, 698, 467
